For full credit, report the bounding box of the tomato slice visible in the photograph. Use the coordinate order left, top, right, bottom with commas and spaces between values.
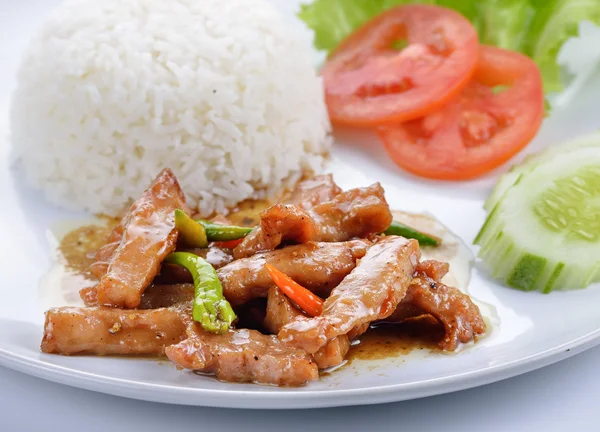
378, 45, 544, 181
322, 5, 478, 127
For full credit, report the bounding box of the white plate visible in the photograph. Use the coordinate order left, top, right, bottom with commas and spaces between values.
2, 0, 600, 410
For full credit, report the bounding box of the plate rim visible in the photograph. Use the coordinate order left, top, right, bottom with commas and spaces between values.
1, 327, 599, 409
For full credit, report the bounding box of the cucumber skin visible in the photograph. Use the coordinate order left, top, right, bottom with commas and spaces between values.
476, 202, 598, 293
474, 203, 500, 245
543, 263, 565, 294
484, 172, 523, 212
507, 254, 547, 291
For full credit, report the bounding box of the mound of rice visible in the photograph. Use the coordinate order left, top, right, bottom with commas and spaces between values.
10, 0, 331, 216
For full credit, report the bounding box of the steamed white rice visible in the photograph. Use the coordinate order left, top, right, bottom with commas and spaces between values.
10, 0, 331, 216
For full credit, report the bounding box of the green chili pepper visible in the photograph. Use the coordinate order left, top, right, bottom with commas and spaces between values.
175, 209, 208, 248
384, 220, 441, 247
164, 252, 236, 333
197, 220, 253, 242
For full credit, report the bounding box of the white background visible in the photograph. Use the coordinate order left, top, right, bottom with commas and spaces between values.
2, 0, 600, 429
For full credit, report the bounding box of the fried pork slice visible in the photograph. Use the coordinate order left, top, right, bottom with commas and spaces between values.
388, 262, 485, 351
265, 287, 349, 369
347, 322, 370, 341
86, 232, 122, 298
88, 225, 124, 279
41, 304, 190, 355
166, 323, 318, 387
241, 204, 316, 256
219, 239, 371, 306
95, 168, 190, 308
385, 303, 424, 322
415, 260, 450, 282
383, 259, 450, 319
285, 174, 342, 210
279, 237, 419, 353
138, 284, 194, 309
79, 286, 98, 306
313, 336, 351, 369
234, 183, 392, 258
80, 283, 195, 308
264, 287, 305, 334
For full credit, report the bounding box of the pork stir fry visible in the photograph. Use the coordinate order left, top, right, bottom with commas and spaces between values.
41, 170, 485, 387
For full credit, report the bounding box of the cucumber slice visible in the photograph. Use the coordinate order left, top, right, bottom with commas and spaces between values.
483, 132, 600, 212
476, 144, 600, 292
483, 171, 523, 212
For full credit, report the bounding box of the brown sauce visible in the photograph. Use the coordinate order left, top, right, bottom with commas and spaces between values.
225, 198, 272, 227
57, 216, 120, 275
58, 224, 111, 278
40, 218, 122, 308
221, 177, 306, 227
347, 319, 444, 363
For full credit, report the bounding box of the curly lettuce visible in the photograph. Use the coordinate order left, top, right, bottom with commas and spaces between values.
298, 0, 600, 93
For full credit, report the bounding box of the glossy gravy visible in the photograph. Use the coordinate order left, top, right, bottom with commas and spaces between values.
222, 198, 272, 227
348, 320, 444, 362
59, 224, 112, 277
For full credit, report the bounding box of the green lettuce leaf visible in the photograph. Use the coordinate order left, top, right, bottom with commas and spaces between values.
298, 0, 600, 93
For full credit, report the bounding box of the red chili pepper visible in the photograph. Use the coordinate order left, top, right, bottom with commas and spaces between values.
211, 238, 244, 249
264, 264, 324, 316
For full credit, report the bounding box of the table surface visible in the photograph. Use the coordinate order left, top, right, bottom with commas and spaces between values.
2, 0, 599, 429
1, 345, 600, 430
